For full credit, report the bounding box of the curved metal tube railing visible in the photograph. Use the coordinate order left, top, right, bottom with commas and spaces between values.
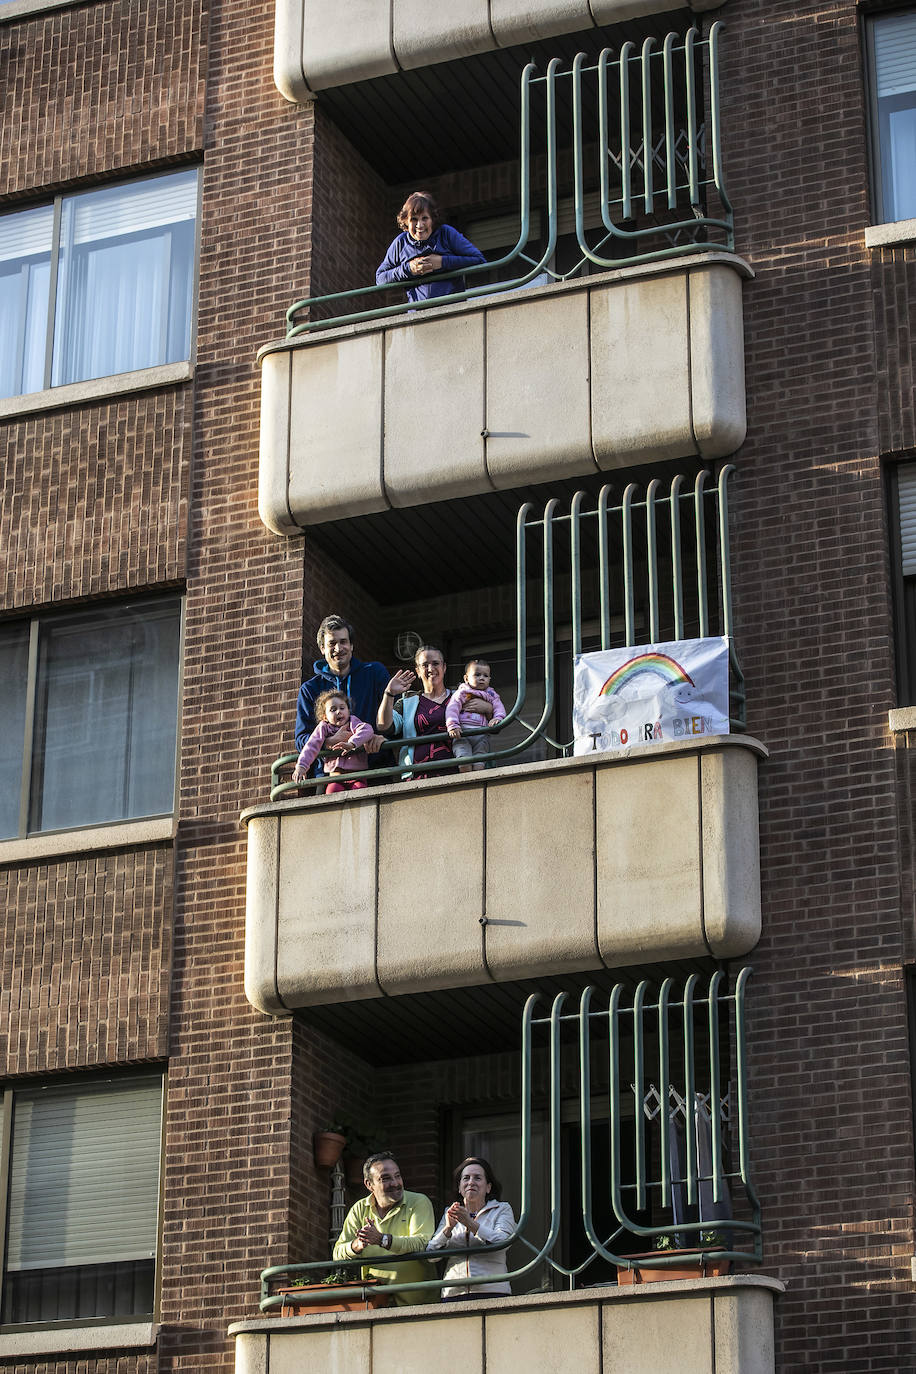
282, 26, 732, 340
268, 466, 742, 801
259, 968, 761, 1310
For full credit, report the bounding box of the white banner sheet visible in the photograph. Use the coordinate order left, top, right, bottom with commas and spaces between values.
573, 637, 730, 755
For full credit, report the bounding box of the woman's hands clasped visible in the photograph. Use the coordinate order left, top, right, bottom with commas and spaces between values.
442, 1200, 478, 1239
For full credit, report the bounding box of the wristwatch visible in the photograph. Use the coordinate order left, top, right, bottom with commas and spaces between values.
381, 1232, 392, 1249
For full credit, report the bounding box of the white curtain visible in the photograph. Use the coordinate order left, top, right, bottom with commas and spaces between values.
0, 204, 52, 397
35, 601, 180, 831
51, 169, 197, 386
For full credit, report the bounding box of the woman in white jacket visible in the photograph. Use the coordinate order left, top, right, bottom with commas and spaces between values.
428, 1157, 516, 1300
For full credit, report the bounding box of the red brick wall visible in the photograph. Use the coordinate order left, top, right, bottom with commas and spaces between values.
0, 847, 173, 1074
2, 1362, 155, 1374
309, 105, 392, 316
2, 0, 916, 1367
0, 0, 206, 199
872, 248, 916, 456
0, 391, 191, 610
153, 0, 381, 1360
722, 0, 916, 1365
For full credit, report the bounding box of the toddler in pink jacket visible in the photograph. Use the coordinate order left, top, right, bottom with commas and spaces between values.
445, 659, 506, 773
293, 690, 373, 794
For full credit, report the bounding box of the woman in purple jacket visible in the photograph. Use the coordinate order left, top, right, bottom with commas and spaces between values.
376, 191, 486, 303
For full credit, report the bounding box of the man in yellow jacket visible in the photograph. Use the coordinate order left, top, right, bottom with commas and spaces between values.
333, 1152, 435, 1305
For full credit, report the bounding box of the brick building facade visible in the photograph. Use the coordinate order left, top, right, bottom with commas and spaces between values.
0, 0, 914, 1368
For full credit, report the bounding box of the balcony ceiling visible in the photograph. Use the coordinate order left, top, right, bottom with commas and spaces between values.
294, 959, 718, 1066
316, 11, 691, 185
305, 458, 706, 603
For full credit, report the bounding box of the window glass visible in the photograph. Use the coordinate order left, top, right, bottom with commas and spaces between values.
891, 461, 916, 703
0, 205, 52, 398
30, 601, 181, 832
3, 1076, 162, 1324
0, 623, 30, 839
0, 597, 180, 838
52, 171, 197, 387
871, 12, 916, 223
0, 169, 197, 400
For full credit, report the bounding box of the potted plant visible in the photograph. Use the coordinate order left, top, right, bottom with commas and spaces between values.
274, 1268, 390, 1316
313, 1121, 348, 1168
615, 1230, 731, 1286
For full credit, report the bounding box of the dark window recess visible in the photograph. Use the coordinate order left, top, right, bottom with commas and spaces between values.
2, 1259, 154, 1325
888, 461, 916, 704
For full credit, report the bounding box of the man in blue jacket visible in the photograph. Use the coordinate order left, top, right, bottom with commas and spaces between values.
295, 615, 391, 772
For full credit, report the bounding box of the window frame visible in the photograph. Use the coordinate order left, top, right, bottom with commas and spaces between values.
0, 1069, 166, 1332
0, 594, 184, 841
0, 168, 201, 402
864, 7, 916, 225
886, 460, 916, 705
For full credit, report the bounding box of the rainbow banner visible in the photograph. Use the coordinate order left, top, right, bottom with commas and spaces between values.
573, 637, 730, 755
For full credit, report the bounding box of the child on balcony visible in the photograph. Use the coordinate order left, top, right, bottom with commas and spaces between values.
446, 659, 506, 773
292, 690, 374, 794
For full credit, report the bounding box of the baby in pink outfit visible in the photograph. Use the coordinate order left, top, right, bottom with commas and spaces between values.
445, 659, 506, 773
293, 690, 373, 794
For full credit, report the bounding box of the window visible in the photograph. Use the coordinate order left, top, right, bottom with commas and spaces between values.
867, 11, 916, 223
0, 169, 198, 400
0, 596, 181, 838
1, 1074, 162, 1325
889, 462, 916, 702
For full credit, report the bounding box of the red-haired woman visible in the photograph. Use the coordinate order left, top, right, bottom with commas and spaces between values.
376, 191, 486, 304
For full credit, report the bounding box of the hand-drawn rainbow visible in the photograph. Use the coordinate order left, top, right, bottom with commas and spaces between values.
598, 652, 695, 698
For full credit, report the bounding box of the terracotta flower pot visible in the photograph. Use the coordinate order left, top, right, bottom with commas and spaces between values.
313, 1130, 347, 1168
276, 1281, 389, 1316
616, 1251, 731, 1285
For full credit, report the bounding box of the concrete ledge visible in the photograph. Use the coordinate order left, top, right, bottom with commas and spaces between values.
0, 361, 193, 421
0, 0, 89, 20
274, 0, 727, 100
0, 815, 176, 867
258, 254, 751, 533
242, 736, 766, 1012
889, 706, 916, 733
864, 219, 916, 249
230, 1276, 783, 1374
0, 1321, 158, 1357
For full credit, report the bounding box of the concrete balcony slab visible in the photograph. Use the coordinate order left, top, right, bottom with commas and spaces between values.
231, 1276, 781, 1374
258, 256, 750, 536
274, 0, 726, 103
242, 735, 765, 1017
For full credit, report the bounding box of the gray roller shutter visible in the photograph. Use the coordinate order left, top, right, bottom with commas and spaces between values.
898, 464, 916, 577
6, 1076, 162, 1272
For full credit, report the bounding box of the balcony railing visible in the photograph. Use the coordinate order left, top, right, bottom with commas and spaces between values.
270, 468, 743, 800
284, 27, 732, 337
259, 969, 761, 1310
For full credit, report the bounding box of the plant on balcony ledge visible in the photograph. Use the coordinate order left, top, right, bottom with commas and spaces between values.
615, 1230, 731, 1286
274, 1267, 389, 1316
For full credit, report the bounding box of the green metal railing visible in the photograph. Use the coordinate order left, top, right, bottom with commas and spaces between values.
284, 25, 732, 339
270, 465, 742, 800
259, 968, 761, 1311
